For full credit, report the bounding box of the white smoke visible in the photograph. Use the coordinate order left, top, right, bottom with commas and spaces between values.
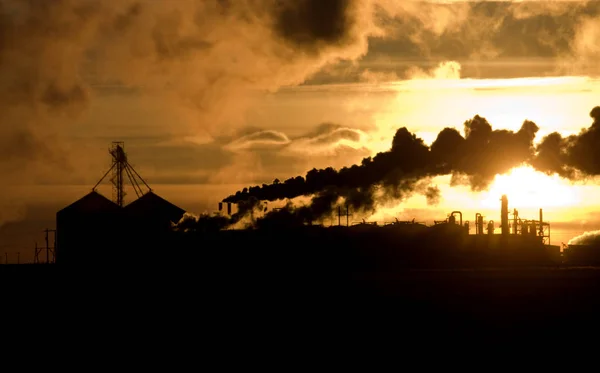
568, 230, 600, 245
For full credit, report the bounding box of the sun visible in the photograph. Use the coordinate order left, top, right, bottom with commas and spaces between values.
479, 166, 579, 210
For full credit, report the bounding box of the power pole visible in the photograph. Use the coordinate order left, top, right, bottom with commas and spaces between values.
42, 229, 57, 264
45, 230, 49, 264
346, 205, 350, 227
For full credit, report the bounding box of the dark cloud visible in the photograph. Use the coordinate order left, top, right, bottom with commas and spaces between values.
274, 0, 357, 52
533, 106, 600, 177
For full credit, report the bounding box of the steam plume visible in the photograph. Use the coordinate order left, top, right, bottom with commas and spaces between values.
0, 0, 380, 224
568, 230, 600, 246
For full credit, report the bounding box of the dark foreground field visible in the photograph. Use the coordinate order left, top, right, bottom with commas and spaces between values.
3, 264, 600, 341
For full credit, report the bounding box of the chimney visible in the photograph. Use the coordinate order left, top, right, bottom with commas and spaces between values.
539, 208, 544, 236
501, 195, 509, 236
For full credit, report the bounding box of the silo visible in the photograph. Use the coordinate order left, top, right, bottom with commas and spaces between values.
124, 192, 185, 229
122, 192, 186, 261
56, 191, 123, 265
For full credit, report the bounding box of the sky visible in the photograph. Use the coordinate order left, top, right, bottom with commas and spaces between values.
2, 0, 600, 262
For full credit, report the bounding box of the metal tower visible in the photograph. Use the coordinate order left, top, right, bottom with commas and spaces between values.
93, 141, 152, 206
34, 229, 56, 264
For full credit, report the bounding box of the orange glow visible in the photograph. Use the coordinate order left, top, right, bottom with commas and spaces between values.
479, 166, 580, 209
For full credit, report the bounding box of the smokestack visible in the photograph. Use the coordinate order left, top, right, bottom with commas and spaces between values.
501, 195, 509, 236
476, 213, 484, 235
539, 208, 544, 236
218, 202, 223, 212
227, 203, 232, 215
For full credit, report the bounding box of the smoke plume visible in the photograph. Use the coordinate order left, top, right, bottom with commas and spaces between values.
568, 230, 600, 246
225, 106, 600, 225
223, 113, 541, 217
533, 107, 600, 178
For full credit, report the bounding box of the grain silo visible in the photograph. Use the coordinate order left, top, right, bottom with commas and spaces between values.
123, 191, 186, 231
56, 191, 123, 265
56, 141, 188, 264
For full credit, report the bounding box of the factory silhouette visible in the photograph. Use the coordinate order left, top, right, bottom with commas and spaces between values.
51, 107, 600, 268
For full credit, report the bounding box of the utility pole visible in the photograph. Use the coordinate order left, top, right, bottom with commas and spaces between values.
46, 230, 49, 263
346, 205, 349, 227
41, 229, 57, 264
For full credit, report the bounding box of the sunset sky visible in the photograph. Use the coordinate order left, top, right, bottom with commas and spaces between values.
2, 0, 600, 261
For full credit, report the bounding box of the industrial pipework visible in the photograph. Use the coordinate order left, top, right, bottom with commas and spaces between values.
450, 211, 462, 226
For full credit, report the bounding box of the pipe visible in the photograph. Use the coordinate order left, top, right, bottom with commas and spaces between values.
451, 211, 462, 226
501, 195, 509, 236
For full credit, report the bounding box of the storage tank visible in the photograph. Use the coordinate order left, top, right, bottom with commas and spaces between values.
122, 192, 186, 259
123, 191, 186, 232
56, 191, 123, 265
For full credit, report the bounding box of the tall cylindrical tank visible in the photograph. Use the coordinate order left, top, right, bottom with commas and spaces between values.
487, 220, 495, 235
227, 202, 232, 215
501, 195, 509, 236
218, 202, 223, 212
476, 214, 484, 235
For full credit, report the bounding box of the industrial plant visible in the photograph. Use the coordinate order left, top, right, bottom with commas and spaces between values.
50, 142, 600, 268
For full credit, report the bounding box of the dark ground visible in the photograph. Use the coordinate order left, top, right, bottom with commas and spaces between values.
3, 264, 600, 342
